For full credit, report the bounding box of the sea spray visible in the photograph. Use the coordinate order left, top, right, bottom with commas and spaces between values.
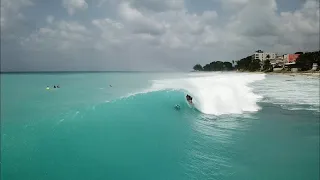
124, 72, 266, 115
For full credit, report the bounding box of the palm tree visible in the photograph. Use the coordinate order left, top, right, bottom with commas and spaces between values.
193, 64, 203, 71
266, 54, 270, 60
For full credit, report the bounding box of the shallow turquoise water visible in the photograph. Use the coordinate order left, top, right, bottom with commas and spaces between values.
1, 73, 319, 180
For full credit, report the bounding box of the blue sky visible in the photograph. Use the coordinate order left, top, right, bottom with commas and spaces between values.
1, 0, 319, 71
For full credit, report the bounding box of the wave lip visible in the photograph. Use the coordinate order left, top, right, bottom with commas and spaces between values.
148, 72, 266, 115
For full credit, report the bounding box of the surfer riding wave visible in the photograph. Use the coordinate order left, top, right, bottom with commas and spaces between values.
174, 94, 193, 111
186, 94, 193, 104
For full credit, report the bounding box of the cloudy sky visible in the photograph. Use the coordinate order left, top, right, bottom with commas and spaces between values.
1, 0, 319, 71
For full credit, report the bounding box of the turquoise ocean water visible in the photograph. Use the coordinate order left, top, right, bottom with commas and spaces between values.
1, 72, 319, 180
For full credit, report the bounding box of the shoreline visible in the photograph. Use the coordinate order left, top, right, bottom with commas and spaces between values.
233, 70, 320, 77
192, 70, 320, 77
265, 71, 320, 77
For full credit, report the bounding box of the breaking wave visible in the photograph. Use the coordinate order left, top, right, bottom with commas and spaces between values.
126, 72, 266, 115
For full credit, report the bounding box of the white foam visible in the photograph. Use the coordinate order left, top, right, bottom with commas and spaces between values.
253, 74, 320, 111
148, 72, 266, 115
112, 72, 318, 114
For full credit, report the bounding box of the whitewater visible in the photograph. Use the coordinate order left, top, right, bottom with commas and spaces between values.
1, 72, 319, 180
121, 72, 319, 115
132, 72, 266, 115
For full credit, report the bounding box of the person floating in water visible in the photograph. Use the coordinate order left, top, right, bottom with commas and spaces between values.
54, 85, 56, 88
186, 94, 193, 104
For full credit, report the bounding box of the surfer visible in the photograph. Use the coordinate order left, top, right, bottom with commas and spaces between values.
186, 94, 193, 104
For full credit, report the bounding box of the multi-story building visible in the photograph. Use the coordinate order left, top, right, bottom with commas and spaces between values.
271, 55, 285, 67
252, 52, 276, 61
283, 54, 300, 64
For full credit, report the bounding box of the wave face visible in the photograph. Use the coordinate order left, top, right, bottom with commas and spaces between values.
141, 72, 266, 115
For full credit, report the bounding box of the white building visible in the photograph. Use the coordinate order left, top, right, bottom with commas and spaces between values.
312, 63, 318, 71
253, 52, 276, 61
270, 55, 285, 67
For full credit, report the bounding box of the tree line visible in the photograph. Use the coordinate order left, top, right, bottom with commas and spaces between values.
295, 51, 320, 71
233, 56, 273, 72
193, 61, 234, 71
233, 56, 261, 72
193, 58, 263, 72
193, 50, 319, 72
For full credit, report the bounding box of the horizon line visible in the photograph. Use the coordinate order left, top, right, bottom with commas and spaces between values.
0, 70, 191, 74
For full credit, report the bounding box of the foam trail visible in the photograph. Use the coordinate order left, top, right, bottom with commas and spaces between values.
149, 72, 266, 115
253, 74, 320, 111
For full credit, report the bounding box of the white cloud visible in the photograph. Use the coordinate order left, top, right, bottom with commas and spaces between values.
62, 0, 88, 15
202, 11, 218, 21
1, 0, 33, 30
92, 18, 124, 30
93, 0, 184, 12
222, 0, 319, 52
130, 0, 184, 12
46, 15, 55, 24
91, 18, 129, 49
118, 2, 143, 21
24, 0, 319, 53
214, 0, 249, 11
118, 2, 166, 35
6, 0, 320, 71
278, 0, 320, 51
227, 0, 280, 37
280, 0, 319, 35
21, 20, 91, 51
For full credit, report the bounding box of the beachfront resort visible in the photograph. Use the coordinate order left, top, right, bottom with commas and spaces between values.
193, 50, 320, 74
252, 50, 319, 72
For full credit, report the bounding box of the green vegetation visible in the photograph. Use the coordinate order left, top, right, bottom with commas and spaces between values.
295, 51, 320, 71
193, 64, 203, 71
234, 56, 261, 72
263, 60, 272, 72
193, 61, 233, 71
266, 54, 270, 60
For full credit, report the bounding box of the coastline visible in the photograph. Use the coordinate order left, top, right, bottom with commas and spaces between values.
192, 70, 320, 77
265, 71, 320, 77
232, 70, 320, 77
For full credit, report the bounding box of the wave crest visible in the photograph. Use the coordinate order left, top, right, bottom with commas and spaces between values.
148, 72, 266, 115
